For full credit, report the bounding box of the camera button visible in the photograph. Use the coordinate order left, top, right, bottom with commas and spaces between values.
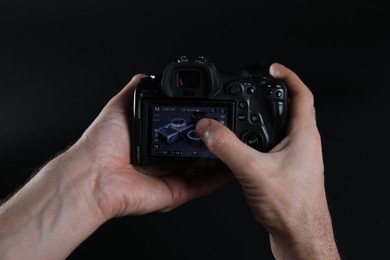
246, 87, 255, 95
266, 89, 274, 95
227, 81, 244, 96
251, 114, 260, 123
229, 87, 239, 95
238, 101, 247, 109
228, 85, 240, 95
238, 114, 246, 121
275, 90, 283, 97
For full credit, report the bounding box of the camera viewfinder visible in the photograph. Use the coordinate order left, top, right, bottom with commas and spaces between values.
177, 70, 201, 88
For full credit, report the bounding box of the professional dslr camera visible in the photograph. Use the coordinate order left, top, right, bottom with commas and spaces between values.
132, 56, 288, 168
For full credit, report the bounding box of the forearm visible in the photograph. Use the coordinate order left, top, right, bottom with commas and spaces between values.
0, 150, 105, 259
268, 197, 340, 260
270, 228, 340, 259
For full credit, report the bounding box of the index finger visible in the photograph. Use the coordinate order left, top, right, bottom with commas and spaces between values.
269, 63, 317, 135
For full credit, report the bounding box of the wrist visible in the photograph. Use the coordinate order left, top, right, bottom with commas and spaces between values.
50, 144, 110, 224
268, 203, 340, 260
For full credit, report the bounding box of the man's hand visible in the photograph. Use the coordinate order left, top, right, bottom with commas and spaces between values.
196, 63, 340, 259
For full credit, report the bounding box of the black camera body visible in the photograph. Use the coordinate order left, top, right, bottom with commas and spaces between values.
132, 56, 288, 168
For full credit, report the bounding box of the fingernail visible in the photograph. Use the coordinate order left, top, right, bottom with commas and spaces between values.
196, 118, 211, 137
270, 63, 284, 77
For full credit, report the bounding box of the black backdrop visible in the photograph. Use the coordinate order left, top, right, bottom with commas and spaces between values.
1, 0, 389, 259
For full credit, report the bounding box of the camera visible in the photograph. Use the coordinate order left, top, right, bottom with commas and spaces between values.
132, 56, 288, 168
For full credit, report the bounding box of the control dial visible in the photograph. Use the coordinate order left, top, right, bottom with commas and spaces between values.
239, 129, 264, 151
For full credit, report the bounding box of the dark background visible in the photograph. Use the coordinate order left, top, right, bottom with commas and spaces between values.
1, 0, 389, 259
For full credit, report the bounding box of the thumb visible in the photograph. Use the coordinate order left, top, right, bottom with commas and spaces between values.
196, 118, 262, 175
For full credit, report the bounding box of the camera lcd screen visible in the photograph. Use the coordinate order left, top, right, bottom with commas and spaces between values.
177, 70, 201, 88
150, 103, 232, 159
